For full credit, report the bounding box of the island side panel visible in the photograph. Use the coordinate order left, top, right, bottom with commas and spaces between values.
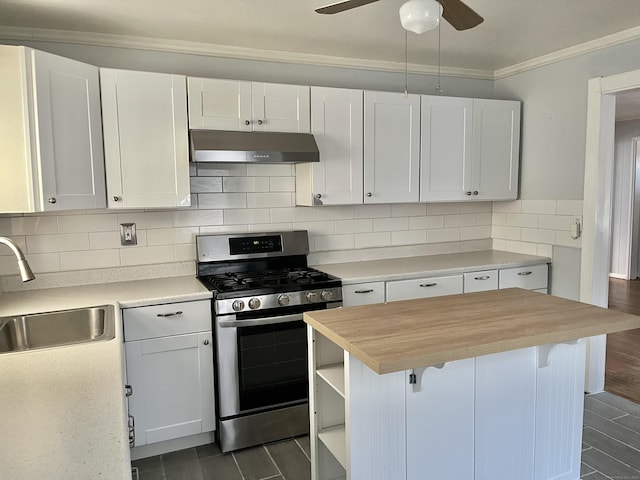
475, 347, 537, 480
533, 340, 586, 480
406, 358, 475, 480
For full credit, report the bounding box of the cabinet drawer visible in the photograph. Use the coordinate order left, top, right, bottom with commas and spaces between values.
464, 270, 498, 293
123, 300, 211, 341
386, 275, 463, 302
343, 282, 385, 307
499, 264, 549, 290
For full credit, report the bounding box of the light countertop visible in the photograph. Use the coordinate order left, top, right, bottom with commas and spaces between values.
304, 288, 640, 374
0, 276, 210, 480
313, 250, 550, 284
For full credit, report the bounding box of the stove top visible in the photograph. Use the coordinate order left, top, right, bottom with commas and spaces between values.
198, 266, 340, 298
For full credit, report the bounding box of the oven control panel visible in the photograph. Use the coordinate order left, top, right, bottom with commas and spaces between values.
216, 287, 343, 315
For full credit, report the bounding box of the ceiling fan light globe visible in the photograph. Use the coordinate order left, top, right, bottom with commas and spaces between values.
399, 0, 442, 34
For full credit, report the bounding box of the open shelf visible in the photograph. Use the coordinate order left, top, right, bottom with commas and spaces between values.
318, 424, 346, 469
317, 363, 345, 398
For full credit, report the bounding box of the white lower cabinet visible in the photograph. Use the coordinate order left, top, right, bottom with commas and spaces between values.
123, 300, 215, 447
499, 264, 549, 292
309, 329, 586, 480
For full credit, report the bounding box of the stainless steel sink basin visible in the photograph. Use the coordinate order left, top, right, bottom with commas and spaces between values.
0, 305, 116, 354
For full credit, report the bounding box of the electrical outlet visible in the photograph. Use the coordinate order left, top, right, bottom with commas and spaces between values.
120, 223, 137, 246
571, 216, 582, 240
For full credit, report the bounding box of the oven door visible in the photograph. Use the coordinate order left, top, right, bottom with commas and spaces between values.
216, 310, 310, 418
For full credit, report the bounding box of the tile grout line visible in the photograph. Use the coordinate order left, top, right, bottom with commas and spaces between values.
583, 445, 640, 475
262, 445, 285, 480
294, 437, 311, 462
230, 452, 247, 480
585, 421, 640, 452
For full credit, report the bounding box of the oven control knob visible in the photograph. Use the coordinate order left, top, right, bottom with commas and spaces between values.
278, 294, 290, 306
248, 298, 261, 309
306, 291, 319, 302
321, 290, 334, 301
232, 300, 245, 312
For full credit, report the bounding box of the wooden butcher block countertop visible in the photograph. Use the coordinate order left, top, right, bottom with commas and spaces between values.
303, 288, 640, 374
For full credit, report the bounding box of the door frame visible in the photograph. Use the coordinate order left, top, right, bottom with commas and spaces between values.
581, 69, 640, 392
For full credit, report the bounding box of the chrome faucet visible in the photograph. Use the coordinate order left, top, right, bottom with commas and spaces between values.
0, 236, 35, 282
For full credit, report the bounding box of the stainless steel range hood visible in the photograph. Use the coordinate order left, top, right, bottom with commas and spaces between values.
190, 130, 319, 163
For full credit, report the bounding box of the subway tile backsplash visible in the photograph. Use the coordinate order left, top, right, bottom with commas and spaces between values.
0, 165, 581, 291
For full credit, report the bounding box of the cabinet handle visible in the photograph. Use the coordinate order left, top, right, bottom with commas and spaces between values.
465, 191, 472, 196
48, 197, 57, 204
257, 119, 264, 125
203, 339, 210, 345
517, 271, 533, 276
354, 289, 374, 294
156, 311, 183, 317
367, 192, 372, 197
113, 196, 119, 202
473, 191, 479, 195
245, 120, 251, 125
474, 276, 490, 281
419, 283, 437, 288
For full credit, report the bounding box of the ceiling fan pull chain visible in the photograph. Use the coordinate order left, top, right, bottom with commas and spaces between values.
436, 9, 444, 94
404, 30, 409, 96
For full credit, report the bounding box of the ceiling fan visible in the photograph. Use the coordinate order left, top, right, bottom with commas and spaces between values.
315, 0, 483, 32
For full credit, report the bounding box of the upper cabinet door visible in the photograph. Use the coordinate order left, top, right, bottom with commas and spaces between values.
364, 91, 420, 204
0, 46, 106, 213
296, 87, 363, 206
101, 69, 190, 209
251, 82, 310, 133
472, 99, 521, 201
187, 78, 252, 131
420, 96, 473, 202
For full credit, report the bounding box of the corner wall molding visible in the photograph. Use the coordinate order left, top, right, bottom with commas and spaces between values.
494, 25, 640, 80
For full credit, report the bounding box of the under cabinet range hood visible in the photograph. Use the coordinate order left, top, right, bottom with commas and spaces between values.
190, 130, 319, 163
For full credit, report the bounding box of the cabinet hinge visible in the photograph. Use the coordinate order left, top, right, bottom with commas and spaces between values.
409, 373, 417, 384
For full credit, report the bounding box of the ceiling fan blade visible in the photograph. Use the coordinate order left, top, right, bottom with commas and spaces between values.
315, 0, 381, 15
439, 0, 483, 30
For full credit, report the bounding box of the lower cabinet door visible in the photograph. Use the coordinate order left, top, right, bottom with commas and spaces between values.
125, 331, 215, 446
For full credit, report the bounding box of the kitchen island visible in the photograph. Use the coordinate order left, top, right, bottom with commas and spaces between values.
304, 288, 640, 480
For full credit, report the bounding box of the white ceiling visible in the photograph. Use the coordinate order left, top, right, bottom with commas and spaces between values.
2, 0, 640, 73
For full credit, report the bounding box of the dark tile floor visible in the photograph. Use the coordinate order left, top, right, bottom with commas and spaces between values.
133, 392, 639, 480
132, 436, 310, 480
581, 391, 640, 479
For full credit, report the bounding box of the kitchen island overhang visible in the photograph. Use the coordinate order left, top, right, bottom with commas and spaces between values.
304, 288, 640, 480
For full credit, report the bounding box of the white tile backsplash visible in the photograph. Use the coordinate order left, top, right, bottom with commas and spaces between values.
2, 158, 573, 289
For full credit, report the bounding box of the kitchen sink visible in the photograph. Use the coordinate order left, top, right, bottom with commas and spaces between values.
0, 305, 116, 354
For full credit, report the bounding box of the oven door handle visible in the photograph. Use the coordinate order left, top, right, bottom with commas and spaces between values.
217, 313, 304, 328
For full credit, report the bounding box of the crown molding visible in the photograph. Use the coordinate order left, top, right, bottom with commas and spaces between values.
3, 24, 640, 82
0, 26, 494, 80
494, 25, 640, 80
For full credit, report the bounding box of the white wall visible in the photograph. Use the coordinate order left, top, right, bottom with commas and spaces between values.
610, 120, 640, 278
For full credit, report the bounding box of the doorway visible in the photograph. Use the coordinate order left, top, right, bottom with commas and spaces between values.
582, 70, 640, 393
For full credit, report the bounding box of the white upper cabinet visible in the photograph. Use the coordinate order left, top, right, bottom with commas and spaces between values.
472, 99, 521, 201
0, 46, 106, 213
364, 91, 421, 204
296, 86, 364, 206
420, 96, 520, 202
420, 96, 473, 202
101, 69, 190, 209
187, 77, 310, 133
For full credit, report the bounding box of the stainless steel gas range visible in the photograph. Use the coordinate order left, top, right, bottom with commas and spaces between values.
196, 230, 342, 452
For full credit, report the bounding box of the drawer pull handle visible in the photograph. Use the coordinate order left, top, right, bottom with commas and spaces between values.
517, 271, 533, 276
474, 276, 490, 281
419, 283, 437, 288
354, 289, 374, 294
157, 311, 183, 317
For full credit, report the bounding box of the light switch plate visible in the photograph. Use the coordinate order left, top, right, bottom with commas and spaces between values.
120, 223, 137, 246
